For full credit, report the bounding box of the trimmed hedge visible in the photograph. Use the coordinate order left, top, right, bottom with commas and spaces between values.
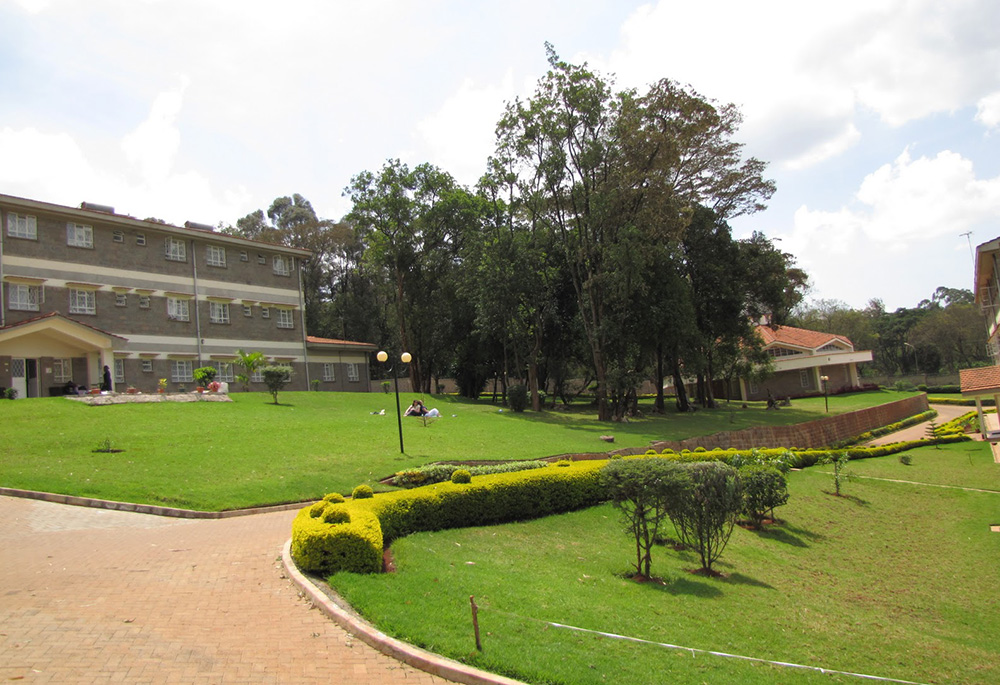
292, 460, 605, 575
390, 460, 548, 488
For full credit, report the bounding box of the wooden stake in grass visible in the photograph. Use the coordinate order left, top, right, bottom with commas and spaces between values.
470, 595, 482, 651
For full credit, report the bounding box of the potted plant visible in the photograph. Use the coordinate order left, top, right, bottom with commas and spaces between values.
193, 366, 218, 389
126, 386, 138, 394
158, 378, 167, 394
207, 381, 221, 393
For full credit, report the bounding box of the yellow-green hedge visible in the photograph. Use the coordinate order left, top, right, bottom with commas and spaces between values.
291, 460, 605, 575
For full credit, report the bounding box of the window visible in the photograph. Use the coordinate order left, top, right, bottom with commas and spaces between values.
251, 368, 264, 383
167, 297, 190, 321
164, 236, 186, 262
209, 301, 230, 324
114, 359, 125, 383
346, 363, 359, 382
136, 233, 146, 246
213, 362, 234, 383
141, 359, 153, 373
767, 347, 803, 358
8, 283, 40, 311
800, 370, 811, 389
243, 305, 252, 317
748, 380, 759, 395
69, 288, 96, 315
273, 255, 291, 276
206, 245, 227, 267
171, 360, 193, 383
276, 308, 293, 329
7, 213, 37, 239
139, 294, 151, 309
817, 343, 841, 353
112, 230, 124, 243
53, 358, 72, 383
260, 307, 270, 319
323, 363, 336, 382
115, 292, 127, 307
66, 222, 93, 248
257, 254, 266, 265
240, 250, 249, 262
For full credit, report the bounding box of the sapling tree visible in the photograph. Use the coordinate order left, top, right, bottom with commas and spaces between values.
261, 365, 292, 404
601, 458, 688, 579
822, 451, 853, 496
739, 464, 789, 528
666, 462, 743, 574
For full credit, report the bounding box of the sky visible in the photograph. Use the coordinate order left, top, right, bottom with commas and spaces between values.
2, 0, 999, 312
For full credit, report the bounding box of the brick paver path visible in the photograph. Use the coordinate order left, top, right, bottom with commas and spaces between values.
0, 496, 447, 684
864, 403, 977, 446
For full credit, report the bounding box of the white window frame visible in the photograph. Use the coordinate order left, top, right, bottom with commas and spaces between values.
7, 213, 37, 239
164, 236, 187, 262
112, 230, 124, 243
243, 305, 252, 317
53, 358, 72, 383
136, 233, 147, 246
139, 294, 151, 309
800, 370, 810, 389
260, 306, 270, 319
171, 360, 194, 383
213, 361, 235, 383
748, 379, 759, 395
66, 222, 93, 248
115, 292, 128, 307
250, 368, 264, 383
69, 288, 96, 315
167, 297, 190, 322
346, 363, 359, 382
114, 359, 125, 383
322, 363, 336, 382
276, 308, 294, 329
141, 359, 153, 373
8, 283, 40, 311
209, 301, 230, 324
206, 245, 227, 267
272, 255, 291, 276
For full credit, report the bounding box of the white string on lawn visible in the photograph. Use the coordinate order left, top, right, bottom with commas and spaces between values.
511, 614, 930, 685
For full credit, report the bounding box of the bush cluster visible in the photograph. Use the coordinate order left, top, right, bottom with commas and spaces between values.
389, 460, 548, 488
292, 461, 605, 575
831, 410, 936, 447
507, 384, 529, 412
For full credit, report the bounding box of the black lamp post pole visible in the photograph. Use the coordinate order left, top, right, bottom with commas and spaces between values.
392, 370, 404, 453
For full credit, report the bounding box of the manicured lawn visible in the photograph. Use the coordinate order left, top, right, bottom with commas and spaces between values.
0, 389, 916, 511
328, 443, 1000, 685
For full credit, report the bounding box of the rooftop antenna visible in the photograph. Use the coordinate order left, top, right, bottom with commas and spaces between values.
960, 231, 974, 260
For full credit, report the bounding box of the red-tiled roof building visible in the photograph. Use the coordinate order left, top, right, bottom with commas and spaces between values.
960, 236, 1000, 438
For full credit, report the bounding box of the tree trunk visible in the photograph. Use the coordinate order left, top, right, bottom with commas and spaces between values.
654, 344, 665, 414
673, 359, 689, 412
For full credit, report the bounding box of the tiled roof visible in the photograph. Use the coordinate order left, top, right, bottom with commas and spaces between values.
305, 335, 376, 348
960, 365, 1000, 396
756, 325, 852, 350
0, 311, 127, 340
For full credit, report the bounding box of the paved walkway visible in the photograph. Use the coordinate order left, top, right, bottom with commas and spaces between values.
865, 403, 976, 445
0, 496, 447, 684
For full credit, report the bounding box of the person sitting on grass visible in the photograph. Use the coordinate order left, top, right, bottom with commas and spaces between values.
404, 399, 428, 417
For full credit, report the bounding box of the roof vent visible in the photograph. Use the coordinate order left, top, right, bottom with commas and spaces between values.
80, 202, 115, 214
184, 221, 216, 232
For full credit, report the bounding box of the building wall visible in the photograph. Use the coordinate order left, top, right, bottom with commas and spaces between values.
0, 199, 356, 393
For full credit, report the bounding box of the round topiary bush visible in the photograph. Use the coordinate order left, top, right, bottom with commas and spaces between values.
451, 469, 472, 484
352, 484, 374, 499
309, 501, 329, 518
321, 506, 351, 524
554, 459, 572, 467
322, 492, 345, 503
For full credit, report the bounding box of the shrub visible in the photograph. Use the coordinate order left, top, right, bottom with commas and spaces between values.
352, 484, 374, 499
508, 384, 529, 412
192, 366, 217, 387
309, 500, 328, 518
321, 506, 351, 525
739, 464, 789, 529
389, 460, 548, 488
666, 462, 742, 573
601, 458, 689, 578
899, 454, 913, 466
5, 387, 17, 400
322, 492, 345, 503
261, 365, 292, 404
451, 469, 471, 484
291, 506, 382, 575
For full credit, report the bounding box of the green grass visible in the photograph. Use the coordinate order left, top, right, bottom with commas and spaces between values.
0, 389, 916, 511
328, 442, 1000, 685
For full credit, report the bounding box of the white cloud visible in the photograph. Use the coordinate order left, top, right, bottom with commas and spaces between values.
976, 92, 1000, 129
121, 77, 189, 183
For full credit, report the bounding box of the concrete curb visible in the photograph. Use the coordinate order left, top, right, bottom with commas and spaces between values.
0, 487, 307, 518
280, 539, 526, 685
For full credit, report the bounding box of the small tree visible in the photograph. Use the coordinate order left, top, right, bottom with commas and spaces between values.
192, 366, 217, 388
739, 464, 789, 529
667, 462, 743, 574
261, 365, 292, 404
822, 451, 853, 496
601, 458, 688, 579
235, 349, 266, 392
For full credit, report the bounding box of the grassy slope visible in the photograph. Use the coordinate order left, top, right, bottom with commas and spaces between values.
329, 442, 1000, 685
0, 390, 915, 510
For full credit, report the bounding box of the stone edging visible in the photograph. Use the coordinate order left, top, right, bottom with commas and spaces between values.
0, 487, 305, 518
280, 539, 526, 685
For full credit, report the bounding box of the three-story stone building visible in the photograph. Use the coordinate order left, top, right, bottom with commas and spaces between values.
0, 193, 374, 397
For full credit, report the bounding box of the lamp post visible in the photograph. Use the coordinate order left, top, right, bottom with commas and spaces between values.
377, 350, 411, 453
820, 375, 830, 413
